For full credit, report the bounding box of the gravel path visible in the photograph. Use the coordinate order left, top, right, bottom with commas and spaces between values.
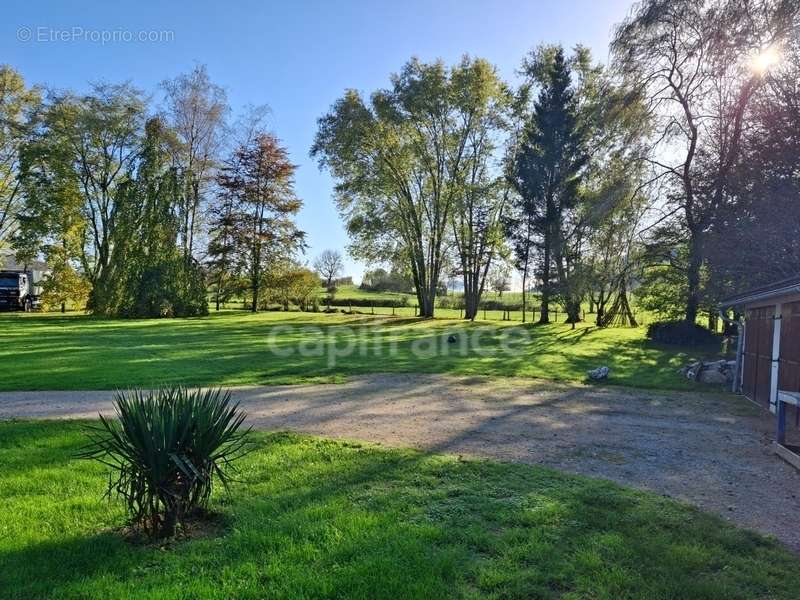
2, 373, 799, 550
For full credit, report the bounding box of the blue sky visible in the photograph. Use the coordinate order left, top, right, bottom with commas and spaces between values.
3, 0, 632, 281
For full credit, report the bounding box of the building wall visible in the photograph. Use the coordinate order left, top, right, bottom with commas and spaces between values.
743, 294, 800, 425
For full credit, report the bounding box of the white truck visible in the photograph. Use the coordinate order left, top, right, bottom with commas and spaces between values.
0, 267, 46, 311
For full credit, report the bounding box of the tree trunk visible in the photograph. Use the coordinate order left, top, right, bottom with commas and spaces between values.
564, 298, 581, 324
420, 287, 435, 318
463, 274, 477, 321
251, 280, 259, 313
539, 238, 551, 324
685, 229, 703, 324
521, 266, 528, 324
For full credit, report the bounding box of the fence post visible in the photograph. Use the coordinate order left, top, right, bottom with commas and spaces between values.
414, 305, 418, 317
371, 302, 374, 315
484, 308, 487, 320
459, 308, 463, 319
392, 305, 395, 316
555, 308, 558, 322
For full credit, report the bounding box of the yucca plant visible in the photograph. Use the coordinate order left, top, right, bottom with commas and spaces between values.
79, 387, 251, 539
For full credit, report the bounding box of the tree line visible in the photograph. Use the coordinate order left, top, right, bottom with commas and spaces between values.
1, 0, 797, 325
0, 66, 308, 316
313, 0, 800, 327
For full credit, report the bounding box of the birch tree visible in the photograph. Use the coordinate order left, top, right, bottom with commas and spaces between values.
162, 65, 229, 260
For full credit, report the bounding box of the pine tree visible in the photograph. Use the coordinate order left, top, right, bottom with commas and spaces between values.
509, 47, 587, 324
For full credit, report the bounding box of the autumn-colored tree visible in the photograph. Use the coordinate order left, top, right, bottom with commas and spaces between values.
216, 132, 305, 312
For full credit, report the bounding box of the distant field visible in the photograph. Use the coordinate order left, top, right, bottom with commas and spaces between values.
214, 285, 659, 326
0, 310, 718, 392
327, 284, 415, 303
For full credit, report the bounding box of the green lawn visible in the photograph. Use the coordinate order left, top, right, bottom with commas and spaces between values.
0, 311, 715, 391
328, 284, 416, 304
0, 420, 794, 600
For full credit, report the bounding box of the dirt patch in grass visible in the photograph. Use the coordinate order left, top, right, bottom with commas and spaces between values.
116, 508, 228, 547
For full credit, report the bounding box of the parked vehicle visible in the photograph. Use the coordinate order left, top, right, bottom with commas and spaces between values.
0, 269, 44, 311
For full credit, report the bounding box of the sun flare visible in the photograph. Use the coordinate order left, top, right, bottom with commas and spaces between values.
752, 46, 781, 73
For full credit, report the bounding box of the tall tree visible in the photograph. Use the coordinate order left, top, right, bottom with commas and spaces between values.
92, 117, 208, 317
312, 57, 507, 318
503, 193, 537, 321
206, 179, 238, 311
707, 31, 800, 301
216, 132, 305, 312
161, 65, 229, 260
612, 0, 798, 324
584, 161, 646, 327
14, 115, 87, 311
0, 66, 39, 251
509, 47, 588, 324
449, 62, 511, 320
42, 83, 146, 299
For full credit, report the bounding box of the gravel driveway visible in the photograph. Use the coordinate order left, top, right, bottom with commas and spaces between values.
2, 373, 799, 550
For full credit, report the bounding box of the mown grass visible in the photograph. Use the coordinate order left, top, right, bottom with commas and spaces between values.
0, 419, 794, 600
327, 284, 416, 303
0, 311, 718, 391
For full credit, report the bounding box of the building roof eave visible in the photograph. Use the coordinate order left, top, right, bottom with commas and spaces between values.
720, 276, 800, 308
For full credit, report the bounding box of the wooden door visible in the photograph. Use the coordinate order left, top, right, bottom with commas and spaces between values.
743, 306, 774, 409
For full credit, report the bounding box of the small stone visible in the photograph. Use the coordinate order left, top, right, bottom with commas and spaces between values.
587, 366, 610, 381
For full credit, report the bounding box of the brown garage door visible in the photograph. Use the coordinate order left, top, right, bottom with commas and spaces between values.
779, 302, 800, 426
743, 305, 774, 409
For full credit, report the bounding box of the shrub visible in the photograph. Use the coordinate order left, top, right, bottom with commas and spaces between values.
646, 320, 721, 347
330, 297, 408, 308
79, 387, 250, 539
437, 295, 464, 309
478, 299, 523, 311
